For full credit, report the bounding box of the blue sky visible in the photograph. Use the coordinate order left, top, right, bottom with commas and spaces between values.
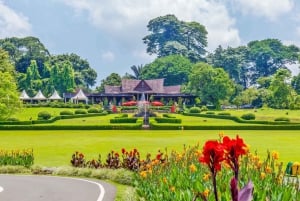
1, 0, 300, 85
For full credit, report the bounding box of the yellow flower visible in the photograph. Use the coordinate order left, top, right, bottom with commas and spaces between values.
170, 186, 175, 192
203, 188, 210, 198
265, 166, 272, 174
203, 173, 210, 181
219, 131, 224, 139
271, 151, 279, 160
260, 172, 266, 179
189, 163, 197, 172
140, 171, 147, 178
163, 177, 167, 183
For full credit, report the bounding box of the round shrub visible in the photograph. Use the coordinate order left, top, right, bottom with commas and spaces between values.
60, 110, 74, 116
189, 107, 201, 113
6, 117, 19, 121
87, 108, 100, 113
74, 109, 88, 114
201, 106, 208, 112
38, 111, 52, 120
241, 113, 256, 120
274, 117, 290, 122
218, 112, 231, 116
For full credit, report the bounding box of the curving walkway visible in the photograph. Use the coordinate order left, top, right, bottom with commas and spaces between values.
0, 175, 116, 201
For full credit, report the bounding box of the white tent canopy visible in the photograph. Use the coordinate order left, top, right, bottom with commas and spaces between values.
32, 90, 47, 100
48, 89, 62, 100
20, 90, 31, 100
71, 89, 88, 104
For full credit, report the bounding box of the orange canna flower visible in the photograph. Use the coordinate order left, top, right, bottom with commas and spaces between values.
189, 163, 197, 172
140, 171, 147, 178
203, 188, 210, 198
260, 172, 266, 179
271, 151, 279, 160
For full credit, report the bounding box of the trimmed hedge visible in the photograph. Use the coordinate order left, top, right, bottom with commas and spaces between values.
0, 121, 32, 125
110, 118, 138, 123
183, 112, 294, 125
218, 112, 231, 116
154, 117, 182, 123
115, 114, 129, 118
60, 110, 74, 115
74, 109, 88, 114
87, 108, 102, 113
6, 117, 19, 121
241, 113, 256, 120
60, 112, 108, 119
162, 114, 176, 118
274, 117, 290, 122
206, 111, 215, 115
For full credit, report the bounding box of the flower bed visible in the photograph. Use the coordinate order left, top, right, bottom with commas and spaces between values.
0, 149, 34, 168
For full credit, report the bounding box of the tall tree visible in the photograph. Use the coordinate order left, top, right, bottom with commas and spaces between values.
143, 14, 207, 62
24, 60, 42, 96
187, 62, 234, 109
247, 39, 300, 84
141, 55, 193, 86
96, 73, 122, 93
0, 49, 21, 120
268, 68, 295, 109
208, 46, 250, 88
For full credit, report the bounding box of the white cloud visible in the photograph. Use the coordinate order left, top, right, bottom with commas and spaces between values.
60, 0, 241, 52
0, 1, 31, 38
101, 51, 115, 62
233, 0, 294, 21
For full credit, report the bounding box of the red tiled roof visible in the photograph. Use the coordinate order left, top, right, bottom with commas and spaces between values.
105, 86, 121, 93
163, 85, 181, 94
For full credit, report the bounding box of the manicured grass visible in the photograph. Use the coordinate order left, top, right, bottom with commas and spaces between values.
12, 107, 78, 121
224, 108, 300, 122
0, 130, 298, 167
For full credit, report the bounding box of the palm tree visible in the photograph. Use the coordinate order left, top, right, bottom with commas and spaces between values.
126, 64, 144, 80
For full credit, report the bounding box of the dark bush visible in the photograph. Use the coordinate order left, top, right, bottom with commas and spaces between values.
218, 112, 231, 116
155, 118, 182, 123
241, 113, 256, 120
37, 111, 51, 120
87, 108, 100, 113
110, 118, 138, 123
274, 117, 290, 122
60, 110, 74, 115
206, 111, 215, 115
74, 109, 88, 114
189, 107, 201, 113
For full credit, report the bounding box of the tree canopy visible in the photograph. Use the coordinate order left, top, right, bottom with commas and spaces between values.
141, 55, 193, 86
143, 14, 207, 62
0, 49, 21, 120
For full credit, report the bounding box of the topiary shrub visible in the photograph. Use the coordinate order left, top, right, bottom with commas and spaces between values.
189, 107, 201, 113
87, 108, 100, 113
241, 113, 256, 120
201, 106, 208, 112
6, 117, 19, 121
74, 109, 88, 115
37, 111, 52, 120
60, 110, 74, 116
274, 117, 290, 122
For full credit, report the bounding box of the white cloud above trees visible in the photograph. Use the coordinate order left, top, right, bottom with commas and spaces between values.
60, 0, 241, 52
0, 1, 31, 38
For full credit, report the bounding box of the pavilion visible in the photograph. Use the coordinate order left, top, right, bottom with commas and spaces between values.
88, 79, 194, 105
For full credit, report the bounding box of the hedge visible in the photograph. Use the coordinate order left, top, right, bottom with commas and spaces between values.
74, 109, 88, 114
154, 117, 182, 124
183, 112, 296, 125
60, 112, 108, 119
0, 121, 32, 125
162, 114, 176, 118
110, 118, 138, 123
60, 110, 74, 115
0, 124, 143, 130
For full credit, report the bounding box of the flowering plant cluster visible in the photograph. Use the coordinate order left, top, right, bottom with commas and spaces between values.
135, 134, 300, 201
0, 148, 34, 168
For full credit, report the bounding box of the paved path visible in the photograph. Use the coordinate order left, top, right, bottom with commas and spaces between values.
0, 175, 116, 201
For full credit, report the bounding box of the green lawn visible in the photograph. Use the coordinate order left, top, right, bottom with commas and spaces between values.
0, 130, 298, 167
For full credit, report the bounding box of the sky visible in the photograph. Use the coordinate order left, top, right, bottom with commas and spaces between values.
1, 0, 300, 86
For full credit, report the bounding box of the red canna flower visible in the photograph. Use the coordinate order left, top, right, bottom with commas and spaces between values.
199, 140, 224, 171
121, 148, 126, 154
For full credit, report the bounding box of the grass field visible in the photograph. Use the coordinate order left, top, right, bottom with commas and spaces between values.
0, 130, 298, 167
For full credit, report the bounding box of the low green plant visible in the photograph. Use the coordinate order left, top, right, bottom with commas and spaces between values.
74, 109, 88, 114
189, 106, 201, 113
218, 112, 231, 116
37, 111, 51, 120
60, 110, 74, 115
241, 113, 256, 120
274, 117, 290, 122
0, 149, 34, 168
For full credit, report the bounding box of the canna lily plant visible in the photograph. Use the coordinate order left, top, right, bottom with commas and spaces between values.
199, 135, 253, 201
